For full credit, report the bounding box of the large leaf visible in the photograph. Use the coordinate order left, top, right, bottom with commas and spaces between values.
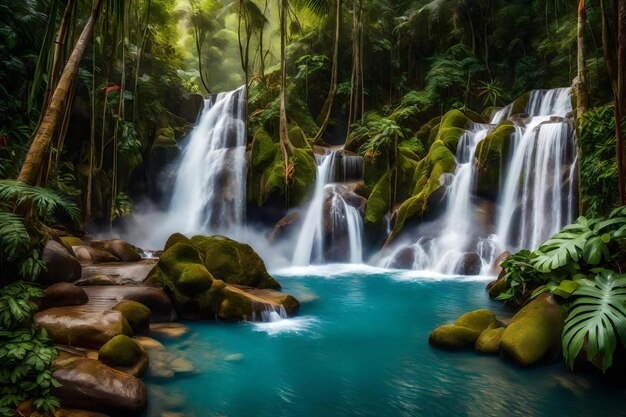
562, 271, 626, 372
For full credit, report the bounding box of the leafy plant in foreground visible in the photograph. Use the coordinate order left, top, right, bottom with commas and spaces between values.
0, 282, 60, 416
562, 270, 626, 372
497, 250, 547, 305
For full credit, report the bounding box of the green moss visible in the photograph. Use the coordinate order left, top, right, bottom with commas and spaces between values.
439, 109, 471, 130
500, 294, 566, 366
365, 172, 391, 224
455, 309, 498, 332
156, 127, 175, 141
481, 106, 500, 121
191, 235, 280, 289
462, 109, 486, 123
178, 264, 214, 295
158, 242, 202, 278
164, 233, 191, 251
475, 122, 515, 197
289, 148, 317, 205
218, 286, 255, 322
476, 327, 505, 354
429, 324, 481, 349
288, 125, 310, 149
511, 92, 531, 115
112, 301, 151, 335
363, 148, 391, 195
98, 335, 146, 367
488, 278, 510, 298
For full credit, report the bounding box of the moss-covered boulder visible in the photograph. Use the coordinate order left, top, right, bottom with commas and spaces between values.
476, 327, 505, 354
112, 301, 151, 335
164, 232, 191, 251
104, 239, 142, 262
475, 122, 515, 199
500, 294, 566, 366
191, 235, 280, 289
429, 310, 499, 349
98, 335, 148, 377
429, 324, 481, 349
487, 278, 510, 298
455, 309, 498, 332
147, 234, 298, 321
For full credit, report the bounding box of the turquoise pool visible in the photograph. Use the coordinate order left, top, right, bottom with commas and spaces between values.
146, 265, 626, 417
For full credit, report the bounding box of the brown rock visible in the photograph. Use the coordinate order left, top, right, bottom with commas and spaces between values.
104, 240, 142, 262
73, 245, 119, 264
40, 240, 82, 285
41, 283, 88, 310
53, 356, 147, 415
34, 309, 133, 349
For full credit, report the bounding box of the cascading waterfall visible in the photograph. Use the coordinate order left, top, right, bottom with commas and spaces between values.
382, 87, 578, 275
292, 150, 364, 265
164, 86, 247, 236
495, 88, 577, 251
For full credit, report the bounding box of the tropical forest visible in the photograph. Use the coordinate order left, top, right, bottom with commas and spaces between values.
1, 0, 626, 416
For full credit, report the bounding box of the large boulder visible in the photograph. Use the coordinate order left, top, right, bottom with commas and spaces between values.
146, 234, 299, 321
190, 235, 280, 289
500, 294, 566, 366
112, 301, 151, 335
73, 245, 119, 264
53, 355, 147, 415
453, 252, 482, 275
98, 335, 149, 376
39, 240, 82, 285
41, 283, 88, 310
16, 400, 110, 417
104, 240, 142, 262
429, 309, 498, 349
476, 327, 505, 354
34, 309, 133, 349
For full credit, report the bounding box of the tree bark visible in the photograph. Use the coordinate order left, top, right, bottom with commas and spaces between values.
576, 0, 589, 116
617, 0, 626, 205
18, 0, 105, 185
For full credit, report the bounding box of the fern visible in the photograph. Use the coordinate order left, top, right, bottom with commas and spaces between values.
0, 212, 30, 262
0, 180, 80, 224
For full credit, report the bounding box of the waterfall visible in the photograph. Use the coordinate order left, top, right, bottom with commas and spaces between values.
382, 87, 578, 275
495, 88, 577, 251
164, 86, 247, 235
292, 150, 365, 265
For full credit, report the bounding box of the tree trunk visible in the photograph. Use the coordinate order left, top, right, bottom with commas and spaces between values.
18, 0, 105, 185
617, 0, 626, 205
313, 0, 341, 145
576, 0, 589, 116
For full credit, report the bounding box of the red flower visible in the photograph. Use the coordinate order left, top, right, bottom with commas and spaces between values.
103, 84, 121, 95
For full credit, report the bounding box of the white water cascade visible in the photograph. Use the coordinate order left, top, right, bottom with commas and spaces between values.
495, 88, 577, 251
164, 86, 247, 236
292, 151, 364, 265
382, 87, 577, 275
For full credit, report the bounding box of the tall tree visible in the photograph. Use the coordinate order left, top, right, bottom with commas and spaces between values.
576, 0, 589, 116
279, 0, 294, 181
18, 0, 106, 185
617, 0, 626, 204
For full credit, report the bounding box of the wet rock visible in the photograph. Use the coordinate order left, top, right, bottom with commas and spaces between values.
73, 245, 119, 264
83, 286, 175, 322
134, 336, 165, 351
40, 240, 82, 285
150, 323, 190, 339
104, 239, 142, 262
429, 309, 499, 349
112, 301, 151, 335
75, 275, 118, 286
491, 251, 511, 274
98, 335, 149, 377
53, 356, 147, 415
500, 294, 566, 366
16, 400, 110, 417
268, 211, 301, 242
387, 247, 415, 269
476, 327, 505, 354
454, 252, 482, 275
41, 283, 88, 310
34, 309, 133, 349
149, 349, 195, 379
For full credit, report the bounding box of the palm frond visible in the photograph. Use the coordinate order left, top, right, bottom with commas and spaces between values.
0, 180, 80, 224
0, 212, 30, 262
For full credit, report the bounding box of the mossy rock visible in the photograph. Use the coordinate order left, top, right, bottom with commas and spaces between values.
218, 286, 256, 321
429, 324, 481, 349
500, 294, 566, 366
363, 147, 391, 195
481, 106, 501, 121
455, 309, 498, 332
179, 264, 214, 295
488, 278, 510, 298
164, 233, 191, 251
190, 235, 280, 289
112, 301, 151, 335
475, 122, 515, 198
365, 172, 391, 224
476, 327, 505, 354
60, 236, 86, 247
98, 335, 147, 371
289, 148, 317, 205
288, 125, 310, 149
157, 242, 215, 297
511, 92, 531, 115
